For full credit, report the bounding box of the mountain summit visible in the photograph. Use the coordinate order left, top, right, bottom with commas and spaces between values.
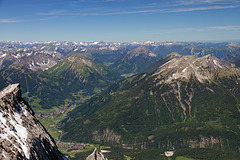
126, 46, 157, 59
153, 54, 228, 84
0, 84, 66, 160
47, 54, 120, 85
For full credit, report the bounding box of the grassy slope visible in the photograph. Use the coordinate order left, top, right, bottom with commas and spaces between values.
59, 72, 240, 152
0, 55, 122, 110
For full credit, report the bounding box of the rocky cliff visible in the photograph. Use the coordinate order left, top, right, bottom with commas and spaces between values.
0, 84, 67, 160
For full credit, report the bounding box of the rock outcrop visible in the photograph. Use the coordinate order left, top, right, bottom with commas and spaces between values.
86, 148, 108, 160
153, 54, 233, 84
0, 84, 67, 160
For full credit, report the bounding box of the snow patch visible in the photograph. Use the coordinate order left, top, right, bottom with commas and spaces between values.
23, 109, 28, 116
26, 52, 32, 56
0, 105, 29, 158
92, 42, 99, 45
172, 73, 176, 78
213, 59, 223, 68
0, 112, 7, 124
182, 67, 187, 73
14, 113, 28, 140
13, 54, 22, 58
0, 53, 7, 58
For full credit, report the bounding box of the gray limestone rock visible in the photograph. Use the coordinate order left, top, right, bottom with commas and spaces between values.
86, 148, 108, 160
0, 83, 67, 160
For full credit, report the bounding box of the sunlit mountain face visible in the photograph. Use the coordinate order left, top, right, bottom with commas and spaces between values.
60, 53, 240, 154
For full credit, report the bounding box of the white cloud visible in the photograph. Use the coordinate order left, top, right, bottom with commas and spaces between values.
104, 5, 239, 15
37, 4, 239, 16
37, 0, 240, 16
167, 0, 240, 6
209, 25, 240, 30
0, 19, 16, 23
37, 10, 67, 16
142, 25, 240, 35
166, 5, 238, 13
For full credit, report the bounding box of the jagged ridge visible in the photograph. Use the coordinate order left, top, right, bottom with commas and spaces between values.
0, 84, 67, 160
153, 54, 229, 83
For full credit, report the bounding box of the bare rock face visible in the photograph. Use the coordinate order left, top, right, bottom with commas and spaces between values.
153, 54, 236, 84
92, 128, 121, 144
126, 46, 157, 59
86, 148, 108, 160
0, 84, 67, 160
16, 51, 62, 71
0, 48, 63, 71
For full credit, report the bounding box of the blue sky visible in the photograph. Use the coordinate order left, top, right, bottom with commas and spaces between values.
0, 0, 240, 42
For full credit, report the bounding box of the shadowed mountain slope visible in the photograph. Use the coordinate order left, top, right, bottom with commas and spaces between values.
109, 46, 162, 76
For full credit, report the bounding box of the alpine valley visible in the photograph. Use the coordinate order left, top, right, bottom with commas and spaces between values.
60, 53, 240, 159
1, 41, 240, 159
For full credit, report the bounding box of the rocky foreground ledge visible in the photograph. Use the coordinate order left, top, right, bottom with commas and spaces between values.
86, 148, 108, 160
0, 84, 67, 160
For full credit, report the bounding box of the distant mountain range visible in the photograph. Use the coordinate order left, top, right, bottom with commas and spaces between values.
1, 41, 240, 71
2, 41, 240, 70
0, 46, 63, 71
